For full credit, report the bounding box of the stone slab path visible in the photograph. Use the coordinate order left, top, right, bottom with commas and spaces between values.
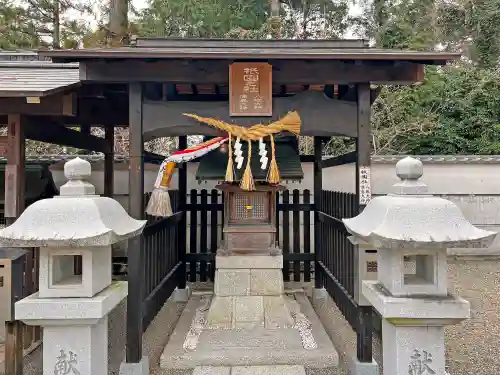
193, 365, 306, 375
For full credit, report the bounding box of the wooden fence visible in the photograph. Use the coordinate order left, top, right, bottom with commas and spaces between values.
184, 188, 315, 282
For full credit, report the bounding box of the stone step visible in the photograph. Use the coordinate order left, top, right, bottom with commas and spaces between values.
192, 365, 306, 375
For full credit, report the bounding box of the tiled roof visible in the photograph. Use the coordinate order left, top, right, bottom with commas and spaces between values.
1, 154, 499, 166
0, 57, 80, 97
0, 154, 130, 164
370, 155, 500, 164
196, 142, 304, 181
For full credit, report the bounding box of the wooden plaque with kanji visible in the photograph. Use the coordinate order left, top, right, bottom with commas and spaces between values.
229, 62, 272, 117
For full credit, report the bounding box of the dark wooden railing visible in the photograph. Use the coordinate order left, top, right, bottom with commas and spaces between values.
316, 189, 373, 362
316, 190, 359, 327
276, 189, 314, 282
141, 190, 182, 330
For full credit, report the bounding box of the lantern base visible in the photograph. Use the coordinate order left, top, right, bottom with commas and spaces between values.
362, 280, 469, 375
15, 281, 127, 375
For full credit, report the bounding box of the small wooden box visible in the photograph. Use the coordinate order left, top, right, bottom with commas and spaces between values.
218, 184, 281, 253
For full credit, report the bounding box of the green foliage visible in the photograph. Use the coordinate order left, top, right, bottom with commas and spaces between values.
136, 0, 350, 39
0, 0, 42, 49
438, 0, 500, 68
0, 0, 93, 49
137, 0, 269, 38
372, 64, 500, 154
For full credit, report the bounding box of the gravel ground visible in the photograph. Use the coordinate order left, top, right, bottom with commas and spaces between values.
11, 259, 500, 375
445, 257, 500, 375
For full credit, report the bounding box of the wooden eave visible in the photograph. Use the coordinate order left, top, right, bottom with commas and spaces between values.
39, 43, 459, 65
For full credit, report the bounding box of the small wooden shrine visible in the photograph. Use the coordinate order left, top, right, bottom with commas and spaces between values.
218, 183, 282, 255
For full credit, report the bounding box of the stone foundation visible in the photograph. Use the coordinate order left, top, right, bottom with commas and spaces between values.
206, 254, 293, 329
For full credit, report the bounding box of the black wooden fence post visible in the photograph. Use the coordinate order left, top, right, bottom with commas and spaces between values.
177, 135, 187, 290
126, 82, 144, 363
314, 137, 323, 289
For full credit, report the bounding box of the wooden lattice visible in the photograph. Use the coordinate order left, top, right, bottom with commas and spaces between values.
229, 191, 270, 224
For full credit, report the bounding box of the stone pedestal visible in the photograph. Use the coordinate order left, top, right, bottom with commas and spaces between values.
16, 282, 127, 375
206, 254, 293, 329
363, 281, 469, 375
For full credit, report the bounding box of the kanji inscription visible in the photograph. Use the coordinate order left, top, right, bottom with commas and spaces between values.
54, 349, 81, 375
229, 62, 272, 116
359, 166, 371, 205
408, 349, 436, 375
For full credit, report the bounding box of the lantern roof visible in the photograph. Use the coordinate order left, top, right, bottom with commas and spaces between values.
343, 156, 497, 249
0, 157, 146, 247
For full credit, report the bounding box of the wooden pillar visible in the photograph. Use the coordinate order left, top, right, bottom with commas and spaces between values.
78, 123, 91, 154
104, 126, 115, 198
80, 123, 91, 134
126, 83, 144, 363
5, 114, 25, 375
355, 83, 373, 363
313, 136, 323, 289
177, 136, 187, 289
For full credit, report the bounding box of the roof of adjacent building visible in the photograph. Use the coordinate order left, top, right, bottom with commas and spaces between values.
196, 141, 304, 181
0, 53, 80, 97
39, 38, 460, 64
2, 153, 500, 166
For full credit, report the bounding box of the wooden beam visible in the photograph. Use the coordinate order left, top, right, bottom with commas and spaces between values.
126, 83, 144, 363
0, 93, 76, 116
24, 120, 111, 153
4, 114, 26, 375
143, 151, 165, 164
81, 60, 426, 85
338, 86, 382, 104
355, 83, 373, 364
322, 151, 357, 169
5, 115, 25, 221
142, 91, 360, 138
77, 122, 91, 155
177, 135, 187, 290
313, 136, 323, 290
104, 126, 114, 198
356, 83, 372, 211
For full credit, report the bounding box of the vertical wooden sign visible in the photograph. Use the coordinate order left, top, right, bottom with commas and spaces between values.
229, 62, 272, 117
358, 166, 371, 205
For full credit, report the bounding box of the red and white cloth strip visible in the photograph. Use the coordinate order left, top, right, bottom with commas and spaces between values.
169, 137, 228, 163
154, 137, 228, 188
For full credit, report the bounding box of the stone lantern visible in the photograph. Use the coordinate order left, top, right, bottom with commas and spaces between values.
0, 157, 146, 375
343, 156, 496, 375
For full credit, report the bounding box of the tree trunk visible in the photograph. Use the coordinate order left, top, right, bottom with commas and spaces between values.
52, 0, 60, 49
109, 0, 128, 46
270, 0, 280, 38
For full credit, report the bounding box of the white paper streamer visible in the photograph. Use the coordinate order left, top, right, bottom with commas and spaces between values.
234, 137, 244, 169
259, 138, 268, 169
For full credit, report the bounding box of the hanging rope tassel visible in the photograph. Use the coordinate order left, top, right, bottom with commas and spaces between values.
240, 140, 255, 191
225, 135, 234, 182
146, 161, 175, 217
267, 134, 280, 184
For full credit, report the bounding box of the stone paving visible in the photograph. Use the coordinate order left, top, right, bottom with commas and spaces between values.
193, 365, 307, 375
